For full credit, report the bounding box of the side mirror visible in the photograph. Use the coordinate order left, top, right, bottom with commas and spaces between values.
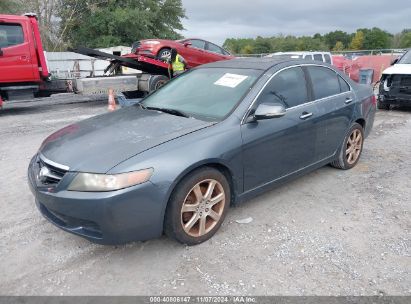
251, 103, 286, 121
184, 42, 192, 47
391, 58, 399, 66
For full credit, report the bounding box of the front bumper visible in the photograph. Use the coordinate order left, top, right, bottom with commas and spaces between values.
28, 156, 168, 245
378, 93, 411, 105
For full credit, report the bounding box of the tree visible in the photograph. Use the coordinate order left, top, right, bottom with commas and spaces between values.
360, 27, 392, 49
350, 30, 364, 50
253, 36, 272, 54
333, 41, 344, 51
0, 0, 20, 13
324, 30, 351, 50
58, 0, 186, 49
241, 45, 254, 54
399, 31, 411, 48
0, 0, 60, 50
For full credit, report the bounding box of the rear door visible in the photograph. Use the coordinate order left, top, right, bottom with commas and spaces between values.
179, 39, 206, 67
0, 21, 36, 83
304, 66, 355, 161
241, 66, 318, 191
204, 42, 229, 63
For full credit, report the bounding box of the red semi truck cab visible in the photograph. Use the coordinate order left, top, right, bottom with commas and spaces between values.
0, 13, 49, 101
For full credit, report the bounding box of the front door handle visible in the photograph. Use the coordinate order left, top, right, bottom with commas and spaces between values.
345, 97, 354, 104
300, 112, 313, 120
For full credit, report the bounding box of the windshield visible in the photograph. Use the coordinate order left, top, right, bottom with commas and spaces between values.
141, 68, 261, 121
398, 50, 411, 64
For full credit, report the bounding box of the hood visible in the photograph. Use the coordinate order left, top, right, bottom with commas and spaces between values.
382, 64, 411, 75
40, 106, 213, 173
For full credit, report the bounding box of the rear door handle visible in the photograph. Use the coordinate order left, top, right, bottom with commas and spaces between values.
300, 112, 313, 120
345, 97, 354, 104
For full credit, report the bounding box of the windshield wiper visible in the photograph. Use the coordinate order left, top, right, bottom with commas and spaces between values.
144, 106, 190, 118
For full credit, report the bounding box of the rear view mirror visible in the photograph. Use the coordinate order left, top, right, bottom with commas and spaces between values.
253, 103, 286, 121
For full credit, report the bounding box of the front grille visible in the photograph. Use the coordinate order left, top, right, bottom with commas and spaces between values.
399, 76, 411, 94
400, 76, 411, 87
35, 155, 68, 186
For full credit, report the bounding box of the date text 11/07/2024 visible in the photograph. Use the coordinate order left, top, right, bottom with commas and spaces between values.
149, 296, 257, 303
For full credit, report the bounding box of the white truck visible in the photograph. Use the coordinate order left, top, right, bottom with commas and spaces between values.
378, 49, 411, 109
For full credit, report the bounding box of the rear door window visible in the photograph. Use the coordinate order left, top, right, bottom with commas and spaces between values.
304, 54, 313, 60
313, 54, 323, 62
188, 39, 206, 50
338, 75, 351, 92
324, 54, 332, 64
307, 66, 340, 99
0, 24, 24, 48
258, 67, 308, 108
206, 43, 224, 55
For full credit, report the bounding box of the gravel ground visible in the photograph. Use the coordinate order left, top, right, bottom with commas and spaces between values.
0, 96, 410, 296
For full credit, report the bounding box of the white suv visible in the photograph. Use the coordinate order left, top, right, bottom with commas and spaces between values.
266, 51, 333, 65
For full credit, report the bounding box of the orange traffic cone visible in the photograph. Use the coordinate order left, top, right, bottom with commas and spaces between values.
108, 89, 116, 111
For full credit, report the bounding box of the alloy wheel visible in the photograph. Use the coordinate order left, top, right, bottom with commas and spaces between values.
180, 179, 226, 237
346, 129, 363, 165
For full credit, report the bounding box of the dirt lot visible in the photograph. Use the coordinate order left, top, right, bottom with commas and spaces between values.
0, 96, 410, 296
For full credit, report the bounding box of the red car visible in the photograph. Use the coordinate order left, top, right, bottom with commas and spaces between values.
132, 38, 234, 68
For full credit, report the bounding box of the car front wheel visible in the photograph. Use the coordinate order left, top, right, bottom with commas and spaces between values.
331, 123, 364, 170
164, 167, 230, 245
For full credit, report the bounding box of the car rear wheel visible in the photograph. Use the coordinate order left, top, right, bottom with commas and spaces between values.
157, 48, 171, 60
164, 167, 230, 245
331, 123, 364, 170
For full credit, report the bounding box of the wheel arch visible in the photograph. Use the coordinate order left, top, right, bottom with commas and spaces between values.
160, 159, 238, 228
355, 118, 366, 129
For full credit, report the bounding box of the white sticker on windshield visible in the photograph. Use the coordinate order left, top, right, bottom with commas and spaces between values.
214, 73, 248, 88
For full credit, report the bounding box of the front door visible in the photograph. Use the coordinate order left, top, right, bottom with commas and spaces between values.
241, 66, 318, 192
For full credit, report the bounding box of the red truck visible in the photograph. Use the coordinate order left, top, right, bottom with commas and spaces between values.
0, 13, 51, 105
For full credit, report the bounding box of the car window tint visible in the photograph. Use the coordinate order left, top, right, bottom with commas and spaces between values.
189, 39, 205, 50
0, 24, 24, 48
324, 54, 332, 64
338, 75, 350, 92
307, 66, 340, 99
313, 54, 323, 62
207, 43, 224, 55
304, 55, 313, 60
258, 67, 308, 108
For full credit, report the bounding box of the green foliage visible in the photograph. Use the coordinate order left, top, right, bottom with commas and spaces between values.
398, 30, 411, 48
360, 27, 392, 49
350, 30, 364, 50
58, 0, 186, 48
323, 30, 351, 49
0, 0, 20, 13
333, 41, 344, 51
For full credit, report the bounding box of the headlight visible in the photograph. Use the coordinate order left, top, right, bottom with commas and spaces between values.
144, 41, 160, 45
67, 168, 153, 192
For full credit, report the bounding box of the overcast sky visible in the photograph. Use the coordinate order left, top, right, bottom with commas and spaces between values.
180, 0, 411, 45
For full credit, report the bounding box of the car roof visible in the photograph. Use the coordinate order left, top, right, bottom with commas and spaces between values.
199, 57, 304, 71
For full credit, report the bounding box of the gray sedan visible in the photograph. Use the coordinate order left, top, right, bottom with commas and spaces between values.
28, 58, 376, 245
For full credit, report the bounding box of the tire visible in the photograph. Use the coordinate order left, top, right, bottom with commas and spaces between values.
331, 123, 364, 170
377, 101, 390, 110
164, 167, 230, 245
149, 75, 169, 92
157, 48, 171, 60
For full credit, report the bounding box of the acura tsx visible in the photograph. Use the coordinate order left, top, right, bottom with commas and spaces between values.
28, 58, 376, 245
